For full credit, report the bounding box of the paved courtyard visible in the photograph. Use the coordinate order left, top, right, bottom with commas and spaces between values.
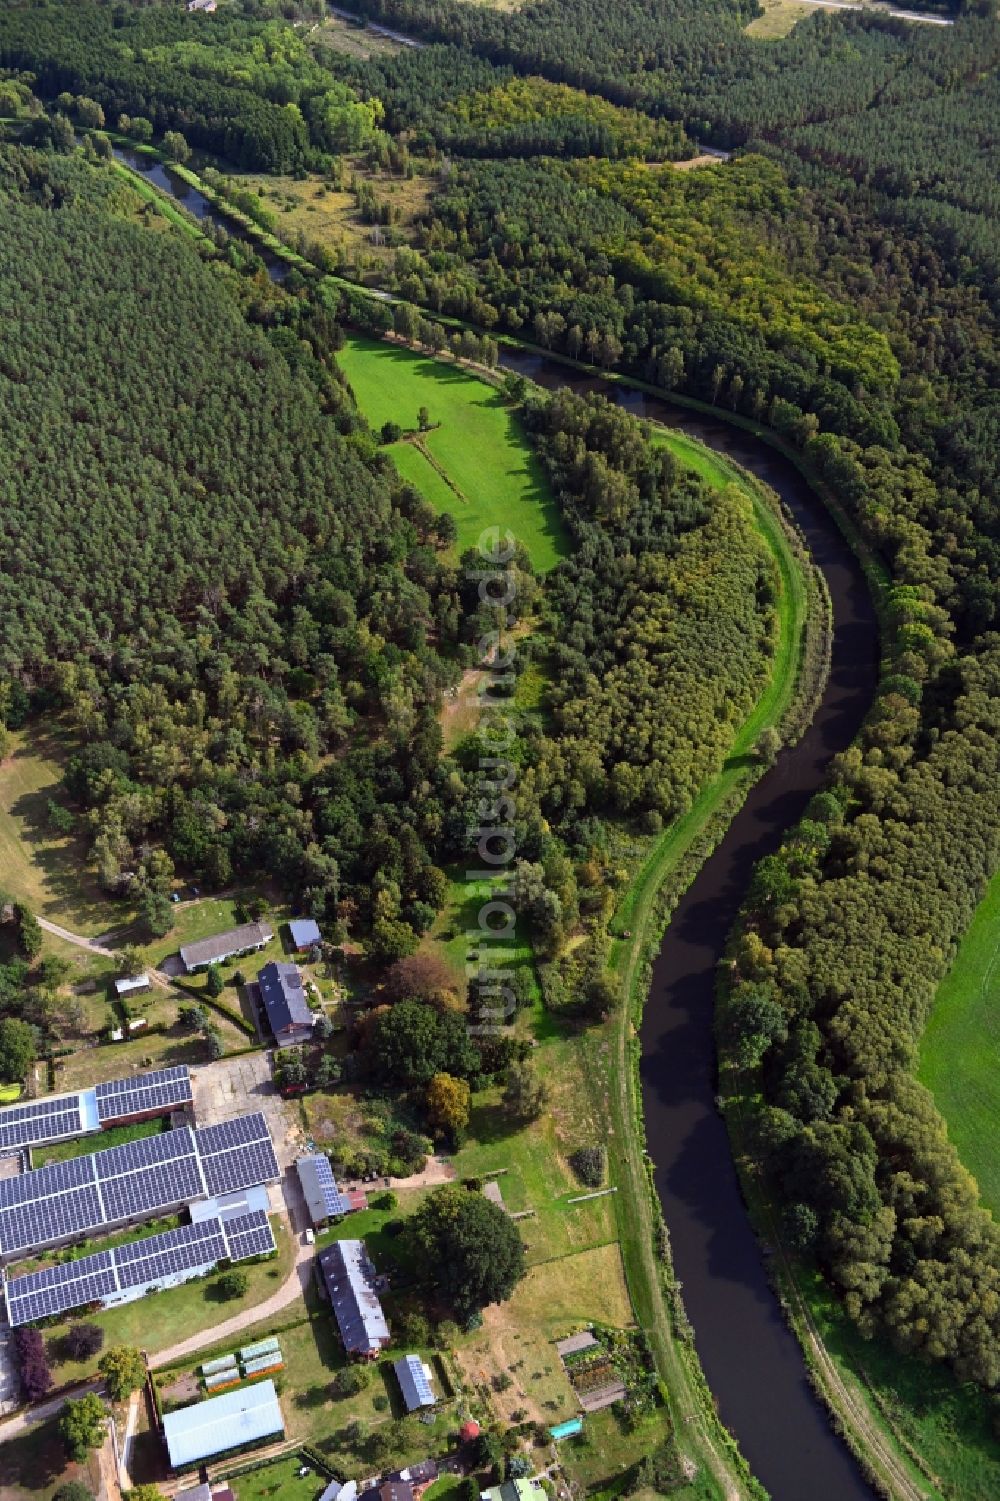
189, 1053, 303, 1172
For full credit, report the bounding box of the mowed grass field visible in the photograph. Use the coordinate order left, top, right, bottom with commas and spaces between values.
336, 336, 568, 572
919, 869, 1000, 1216
0, 722, 130, 942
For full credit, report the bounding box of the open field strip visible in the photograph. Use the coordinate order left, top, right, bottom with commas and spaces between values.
335, 334, 569, 571
919, 869, 1000, 1216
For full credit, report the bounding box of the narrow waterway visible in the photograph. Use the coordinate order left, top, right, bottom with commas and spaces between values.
112, 146, 290, 282
501, 352, 880, 1500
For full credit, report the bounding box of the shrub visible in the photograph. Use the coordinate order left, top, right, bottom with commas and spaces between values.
568, 1146, 604, 1188
215, 1268, 249, 1301
63, 1322, 104, 1362
14, 1326, 52, 1399
332, 1363, 372, 1397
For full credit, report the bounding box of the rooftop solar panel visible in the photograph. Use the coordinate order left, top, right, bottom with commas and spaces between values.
3, 1211, 273, 1326
223, 1210, 276, 1262
95, 1066, 193, 1123
96, 1126, 196, 1181
194, 1113, 271, 1156
0, 1112, 276, 1262
0, 1107, 83, 1153
0, 1153, 96, 1210
95, 1066, 189, 1098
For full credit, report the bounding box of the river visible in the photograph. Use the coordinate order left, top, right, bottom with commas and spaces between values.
107, 143, 880, 1490
500, 352, 880, 1500
112, 146, 291, 282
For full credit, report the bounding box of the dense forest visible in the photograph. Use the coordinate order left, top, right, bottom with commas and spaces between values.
0, 143, 459, 951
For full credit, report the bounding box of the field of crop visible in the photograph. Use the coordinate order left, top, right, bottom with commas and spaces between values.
918, 870, 1000, 1216
336, 336, 568, 572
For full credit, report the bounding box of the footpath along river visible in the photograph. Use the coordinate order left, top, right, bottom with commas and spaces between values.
106, 147, 879, 1492
501, 351, 880, 1501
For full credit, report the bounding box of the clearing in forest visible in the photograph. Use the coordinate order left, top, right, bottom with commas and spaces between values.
918, 869, 1000, 1216
336, 335, 569, 571
746, 0, 817, 36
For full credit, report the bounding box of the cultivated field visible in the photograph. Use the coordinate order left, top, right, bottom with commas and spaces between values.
918, 870, 1000, 1216
336, 335, 568, 572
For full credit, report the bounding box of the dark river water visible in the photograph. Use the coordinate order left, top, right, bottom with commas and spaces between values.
113, 146, 290, 282
502, 352, 880, 1500
104, 148, 880, 1488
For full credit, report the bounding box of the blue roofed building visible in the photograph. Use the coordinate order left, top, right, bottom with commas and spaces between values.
163, 1379, 284, 1469
256, 960, 315, 1048
288, 917, 322, 951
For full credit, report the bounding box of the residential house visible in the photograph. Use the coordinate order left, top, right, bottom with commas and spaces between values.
257, 960, 315, 1048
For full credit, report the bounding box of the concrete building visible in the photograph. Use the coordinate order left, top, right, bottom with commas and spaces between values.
257, 960, 314, 1048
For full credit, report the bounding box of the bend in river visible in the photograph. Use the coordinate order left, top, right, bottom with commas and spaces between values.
502, 351, 880, 1501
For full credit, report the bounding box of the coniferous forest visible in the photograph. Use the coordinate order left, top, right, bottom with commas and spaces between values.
0, 0, 999, 1475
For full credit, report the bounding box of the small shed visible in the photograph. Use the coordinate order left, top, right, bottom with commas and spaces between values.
288, 917, 322, 951
393, 1352, 435, 1412
115, 973, 151, 998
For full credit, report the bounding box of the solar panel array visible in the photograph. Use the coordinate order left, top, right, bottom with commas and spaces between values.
95, 1066, 193, 1124
0, 1094, 84, 1154
398, 1353, 435, 1407
3, 1209, 275, 1326
0, 1113, 278, 1259
196, 1114, 280, 1199
309, 1154, 352, 1218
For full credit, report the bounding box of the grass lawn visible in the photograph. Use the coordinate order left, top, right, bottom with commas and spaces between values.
336, 335, 568, 572
160, 1284, 457, 1469
33, 1115, 163, 1166
454, 1242, 632, 1429
453, 1080, 618, 1267
223, 1455, 332, 1501
0, 1081, 22, 1102
236, 165, 429, 269
311, 13, 406, 57
423, 869, 539, 1009
918, 868, 1000, 1216
0, 721, 133, 943
424, 1477, 466, 1501
37, 1216, 294, 1385
0, 1412, 103, 1501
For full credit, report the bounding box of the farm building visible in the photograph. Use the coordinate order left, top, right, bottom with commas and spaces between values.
288, 917, 321, 951
317, 1239, 390, 1357
114, 973, 151, 998
163, 1379, 284, 1469
257, 960, 315, 1047
0, 1066, 192, 1158
179, 922, 273, 972
296, 1155, 366, 1227
393, 1353, 435, 1412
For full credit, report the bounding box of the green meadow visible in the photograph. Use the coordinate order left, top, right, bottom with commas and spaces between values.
336, 335, 568, 571
919, 869, 1000, 1216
